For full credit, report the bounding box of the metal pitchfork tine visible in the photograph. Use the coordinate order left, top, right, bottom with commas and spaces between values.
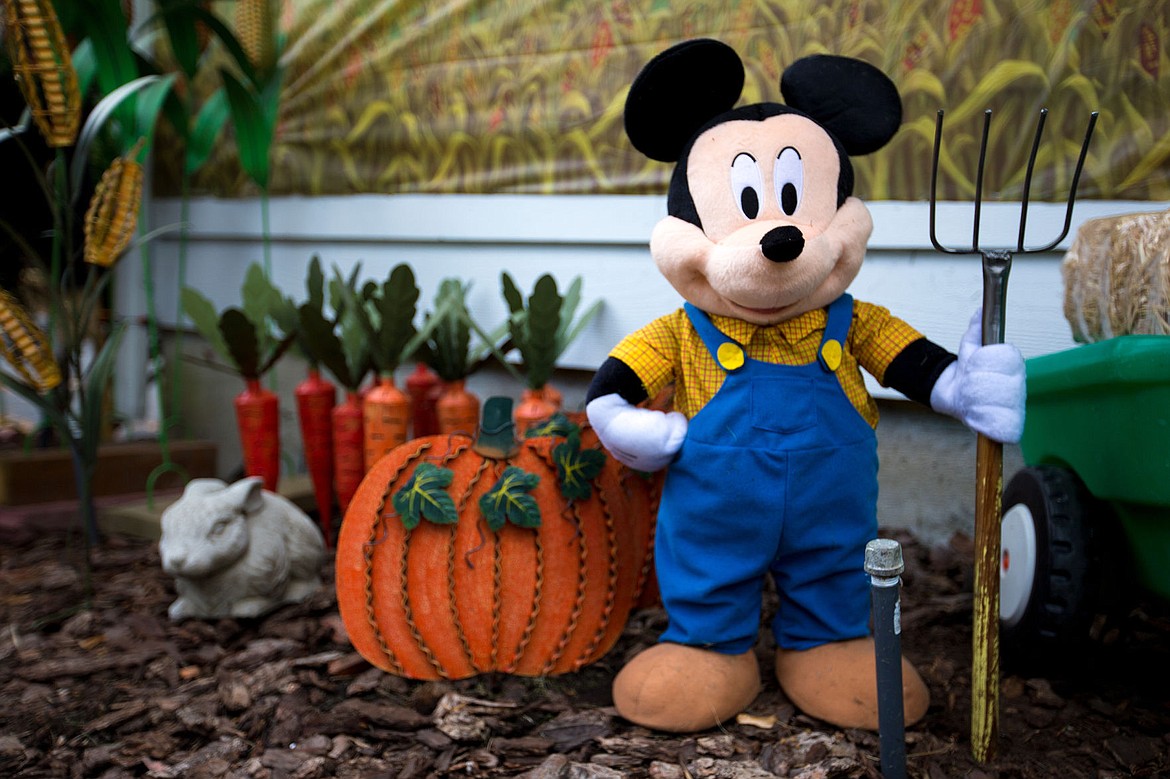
929, 106, 1097, 764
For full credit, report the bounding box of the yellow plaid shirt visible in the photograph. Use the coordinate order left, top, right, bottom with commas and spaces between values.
610, 300, 923, 428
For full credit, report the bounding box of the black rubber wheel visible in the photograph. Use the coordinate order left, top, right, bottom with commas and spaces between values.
999, 465, 1100, 658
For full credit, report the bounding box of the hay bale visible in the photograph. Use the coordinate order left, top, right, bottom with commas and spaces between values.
1063, 209, 1170, 342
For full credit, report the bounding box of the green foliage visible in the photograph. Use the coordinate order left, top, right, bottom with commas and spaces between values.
479, 466, 542, 531
393, 462, 458, 530
424, 279, 473, 381
500, 273, 602, 390
180, 263, 294, 380
336, 264, 424, 376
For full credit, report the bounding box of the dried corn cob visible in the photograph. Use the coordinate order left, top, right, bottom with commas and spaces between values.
0, 288, 61, 392
83, 144, 145, 268
2, 0, 81, 148
234, 0, 276, 71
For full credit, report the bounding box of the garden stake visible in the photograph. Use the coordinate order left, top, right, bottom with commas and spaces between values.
866, 538, 907, 779
929, 106, 1097, 762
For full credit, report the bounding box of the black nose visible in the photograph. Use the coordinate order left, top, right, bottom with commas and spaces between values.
760, 226, 804, 263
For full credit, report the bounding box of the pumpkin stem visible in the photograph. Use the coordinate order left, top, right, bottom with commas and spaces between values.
474, 396, 519, 459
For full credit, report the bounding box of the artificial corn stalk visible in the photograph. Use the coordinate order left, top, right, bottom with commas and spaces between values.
234, 0, 277, 72
0, 288, 61, 392
83, 143, 145, 268
1, 0, 81, 147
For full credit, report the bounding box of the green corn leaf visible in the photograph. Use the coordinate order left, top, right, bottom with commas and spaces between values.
157, 0, 201, 79
221, 68, 271, 189
393, 462, 458, 530
218, 308, 260, 379
554, 430, 606, 502
71, 74, 164, 204
132, 74, 177, 158
80, 322, 127, 463
181, 287, 231, 362
187, 5, 257, 84
186, 88, 230, 175
479, 466, 542, 532
71, 39, 98, 100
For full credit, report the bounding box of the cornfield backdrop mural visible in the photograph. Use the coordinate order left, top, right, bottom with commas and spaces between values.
157, 0, 1170, 201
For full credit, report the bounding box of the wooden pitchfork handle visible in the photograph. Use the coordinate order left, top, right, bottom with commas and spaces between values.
971, 249, 1011, 762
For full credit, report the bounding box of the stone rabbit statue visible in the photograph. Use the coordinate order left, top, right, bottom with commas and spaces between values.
159, 477, 325, 620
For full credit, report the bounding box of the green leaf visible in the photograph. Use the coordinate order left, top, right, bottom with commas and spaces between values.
306, 255, 325, 312
81, 323, 127, 463
188, 5, 257, 84
221, 68, 271, 189
218, 308, 260, 379
158, 0, 201, 79
241, 263, 277, 350
375, 264, 420, 370
523, 275, 563, 389
524, 413, 578, 439
479, 466, 542, 532
298, 303, 356, 389
554, 430, 606, 502
181, 287, 231, 362
392, 462, 458, 530
560, 299, 603, 354
81, 0, 139, 96
71, 75, 165, 203
71, 39, 98, 100
186, 88, 230, 175
132, 72, 178, 156
501, 272, 524, 315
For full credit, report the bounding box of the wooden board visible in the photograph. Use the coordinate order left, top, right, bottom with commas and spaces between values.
0, 441, 217, 506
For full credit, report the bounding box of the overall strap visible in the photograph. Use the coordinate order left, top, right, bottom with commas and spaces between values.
683, 303, 747, 373
818, 294, 854, 372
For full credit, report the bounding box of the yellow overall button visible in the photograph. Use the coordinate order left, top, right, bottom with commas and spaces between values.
821, 339, 843, 371
717, 342, 745, 371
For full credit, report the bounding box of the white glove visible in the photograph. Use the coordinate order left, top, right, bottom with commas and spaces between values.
586, 393, 688, 471
930, 309, 1026, 443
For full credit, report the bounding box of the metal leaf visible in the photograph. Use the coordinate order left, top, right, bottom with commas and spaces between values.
393, 462, 458, 530
479, 466, 542, 532
553, 430, 606, 502
218, 308, 260, 379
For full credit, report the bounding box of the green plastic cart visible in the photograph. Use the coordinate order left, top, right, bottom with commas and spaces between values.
999, 335, 1170, 648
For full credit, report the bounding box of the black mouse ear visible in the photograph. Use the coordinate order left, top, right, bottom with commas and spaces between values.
624, 38, 744, 162
780, 55, 902, 155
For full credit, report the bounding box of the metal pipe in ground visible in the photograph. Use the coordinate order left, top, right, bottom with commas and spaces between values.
866, 538, 907, 779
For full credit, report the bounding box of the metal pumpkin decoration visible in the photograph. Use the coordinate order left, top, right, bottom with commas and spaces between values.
335, 396, 659, 680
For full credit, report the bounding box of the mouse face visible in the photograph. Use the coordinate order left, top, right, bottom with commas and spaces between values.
653, 112, 876, 324
625, 40, 902, 325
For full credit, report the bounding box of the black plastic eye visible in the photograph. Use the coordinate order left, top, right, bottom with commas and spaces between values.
731, 152, 764, 220
773, 147, 803, 216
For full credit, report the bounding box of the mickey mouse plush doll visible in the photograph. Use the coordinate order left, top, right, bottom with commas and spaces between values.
586, 39, 1025, 732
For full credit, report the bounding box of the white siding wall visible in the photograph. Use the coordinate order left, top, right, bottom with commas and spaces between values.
120, 194, 1162, 418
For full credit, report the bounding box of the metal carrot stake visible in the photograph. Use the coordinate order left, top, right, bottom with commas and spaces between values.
929, 106, 1097, 763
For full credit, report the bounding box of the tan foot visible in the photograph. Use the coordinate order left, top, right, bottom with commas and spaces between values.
612, 643, 761, 732
774, 637, 929, 730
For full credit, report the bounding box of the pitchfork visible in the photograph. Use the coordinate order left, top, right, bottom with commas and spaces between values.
929, 106, 1097, 763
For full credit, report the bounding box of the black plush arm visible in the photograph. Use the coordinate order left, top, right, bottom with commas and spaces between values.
882, 338, 957, 406
586, 357, 650, 405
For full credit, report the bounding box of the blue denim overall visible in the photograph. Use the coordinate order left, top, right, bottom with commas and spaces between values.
656, 294, 878, 653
